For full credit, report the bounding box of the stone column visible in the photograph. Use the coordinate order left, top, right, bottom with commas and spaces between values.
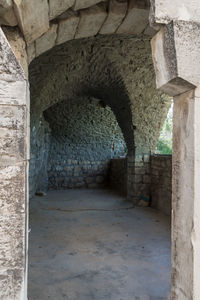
0, 29, 29, 300
150, 2, 200, 298
172, 88, 200, 299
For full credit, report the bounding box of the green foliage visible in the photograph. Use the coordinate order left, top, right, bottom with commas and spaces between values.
157, 140, 172, 155
156, 104, 173, 155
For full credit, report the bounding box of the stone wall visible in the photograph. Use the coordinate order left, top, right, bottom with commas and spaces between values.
30, 95, 127, 195
150, 155, 172, 215
29, 34, 170, 201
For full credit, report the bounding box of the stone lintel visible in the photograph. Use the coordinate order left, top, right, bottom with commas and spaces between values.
150, 0, 200, 29
75, 3, 107, 39
151, 21, 200, 96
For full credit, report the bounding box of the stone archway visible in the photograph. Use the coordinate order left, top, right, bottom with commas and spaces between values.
28, 34, 169, 203
0, 0, 200, 299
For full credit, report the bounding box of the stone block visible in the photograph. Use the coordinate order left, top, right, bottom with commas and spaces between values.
100, 0, 127, 35
35, 23, 58, 57
2, 26, 28, 77
0, 80, 27, 106
49, 0, 75, 20
13, 0, 49, 44
0, 268, 25, 300
56, 10, 79, 45
150, 0, 200, 27
0, 214, 25, 268
0, 163, 26, 216
73, 0, 103, 11
0, 28, 26, 82
75, 4, 107, 39
0, 2, 18, 26
0, 105, 27, 165
151, 21, 200, 96
117, 0, 149, 35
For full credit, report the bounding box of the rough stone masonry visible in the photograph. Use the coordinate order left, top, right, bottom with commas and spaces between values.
0, 0, 200, 299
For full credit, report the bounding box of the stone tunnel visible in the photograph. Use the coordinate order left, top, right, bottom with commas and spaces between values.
0, 0, 200, 299
28, 34, 170, 202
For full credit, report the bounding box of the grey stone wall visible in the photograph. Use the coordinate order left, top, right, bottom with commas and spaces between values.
30, 96, 126, 194
45, 96, 126, 189
29, 114, 51, 195
150, 155, 172, 215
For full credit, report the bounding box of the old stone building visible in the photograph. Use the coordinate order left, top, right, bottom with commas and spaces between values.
0, 0, 199, 299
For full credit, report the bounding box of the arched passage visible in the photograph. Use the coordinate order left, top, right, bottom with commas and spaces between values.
0, 0, 200, 299
26, 33, 172, 299
29, 34, 170, 202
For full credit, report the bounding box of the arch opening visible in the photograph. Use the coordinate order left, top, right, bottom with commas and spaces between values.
27, 34, 172, 300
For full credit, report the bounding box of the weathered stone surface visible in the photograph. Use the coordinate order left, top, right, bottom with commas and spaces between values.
0, 105, 27, 165
117, 0, 149, 35
172, 88, 200, 299
13, 0, 49, 44
75, 4, 107, 39
0, 27, 25, 81
73, 0, 104, 11
35, 23, 58, 57
150, 0, 200, 27
49, 0, 75, 20
2, 26, 28, 77
56, 10, 79, 45
0, 163, 26, 216
151, 21, 200, 96
0, 80, 27, 106
0, 27, 29, 300
0, 268, 25, 300
100, 0, 127, 35
0, 2, 18, 26
0, 214, 25, 268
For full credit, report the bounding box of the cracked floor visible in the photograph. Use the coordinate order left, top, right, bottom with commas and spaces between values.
28, 189, 171, 300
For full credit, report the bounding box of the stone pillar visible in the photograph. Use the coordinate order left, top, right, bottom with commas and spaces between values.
0, 28, 29, 300
172, 88, 200, 299
127, 150, 151, 205
150, 2, 200, 298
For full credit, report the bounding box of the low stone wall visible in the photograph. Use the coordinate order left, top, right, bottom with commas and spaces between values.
48, 159, 110, 189
109, 158, 127, 195
150, 155, 172, 216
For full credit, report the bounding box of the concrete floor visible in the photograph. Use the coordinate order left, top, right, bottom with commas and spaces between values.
28, 189, 171, 300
